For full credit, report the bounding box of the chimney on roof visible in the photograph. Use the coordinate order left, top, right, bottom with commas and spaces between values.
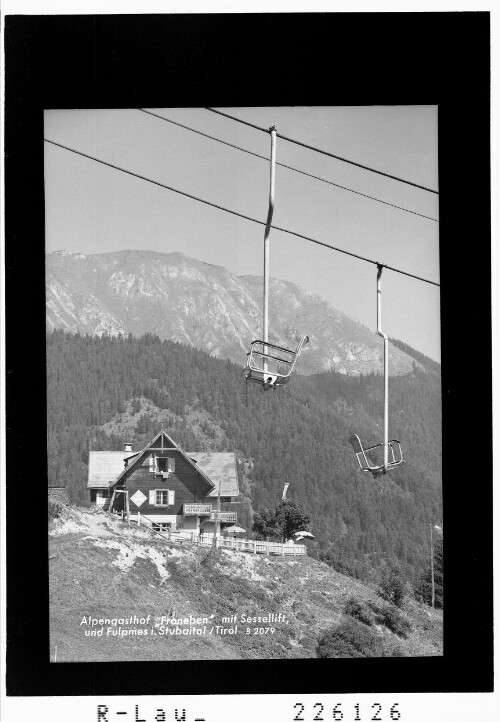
124, 443, 133, 453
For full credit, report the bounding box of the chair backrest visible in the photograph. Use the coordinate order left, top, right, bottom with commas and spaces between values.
248, 341, 296, 378
349, 434, 373, 472
349, 434, 364, 456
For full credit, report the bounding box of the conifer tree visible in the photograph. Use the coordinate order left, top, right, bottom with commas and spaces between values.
415, 537, 443, 608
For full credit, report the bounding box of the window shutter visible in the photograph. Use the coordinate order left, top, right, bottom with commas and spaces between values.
149, 490, 155, 505
168, 490, 175, 506
168, 458, 175, 473
149, 455, 154, 473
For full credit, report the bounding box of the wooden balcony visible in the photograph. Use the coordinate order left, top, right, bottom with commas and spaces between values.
183, 504, 212, 517
210, 511, 237, 523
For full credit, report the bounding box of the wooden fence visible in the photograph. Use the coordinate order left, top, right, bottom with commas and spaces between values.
112, 511, 307, 556
178, 531, 306, 556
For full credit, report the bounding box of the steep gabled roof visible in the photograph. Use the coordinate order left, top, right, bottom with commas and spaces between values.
110, 431, 215, 495
88, 433, 239, 498
188, 452, 239, 497
146, 430, 178, 449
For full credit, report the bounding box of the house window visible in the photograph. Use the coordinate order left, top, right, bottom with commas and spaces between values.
149, 489, 175, 506
158, 457, 175, 473
155, 490, 169, 506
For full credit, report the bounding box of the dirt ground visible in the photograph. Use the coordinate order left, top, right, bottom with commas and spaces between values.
49, 507, 443, 663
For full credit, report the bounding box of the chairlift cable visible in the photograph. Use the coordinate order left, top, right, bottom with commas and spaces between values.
205, 108, 439, 195
44, 138, 440, 287
138, 109, 438, 223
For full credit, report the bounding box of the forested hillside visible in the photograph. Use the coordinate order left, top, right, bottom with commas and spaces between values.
390, 337, 441, 374
47, 330, 442, 585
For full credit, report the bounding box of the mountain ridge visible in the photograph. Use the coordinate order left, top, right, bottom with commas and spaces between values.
46, 249, 431, 376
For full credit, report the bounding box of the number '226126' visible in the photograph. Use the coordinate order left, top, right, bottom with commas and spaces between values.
293, 702, 402, 721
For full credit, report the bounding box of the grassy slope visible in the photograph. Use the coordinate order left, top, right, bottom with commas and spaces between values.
49, 507, 442, 663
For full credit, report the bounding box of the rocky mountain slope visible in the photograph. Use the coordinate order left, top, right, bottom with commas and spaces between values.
49, 507, 443, 662
46, 249, 422, 376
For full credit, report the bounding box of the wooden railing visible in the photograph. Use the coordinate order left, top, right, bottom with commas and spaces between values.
210, 511, 237, 523
128, 513, 174, 542
179, 532, 306, 556
183, 504, 212, 516
112, 511, 306, 556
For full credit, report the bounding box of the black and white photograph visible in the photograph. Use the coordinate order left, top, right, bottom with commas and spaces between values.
45, 105, 443, 663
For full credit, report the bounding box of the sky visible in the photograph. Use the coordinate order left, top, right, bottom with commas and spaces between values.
44, 106, 440, 361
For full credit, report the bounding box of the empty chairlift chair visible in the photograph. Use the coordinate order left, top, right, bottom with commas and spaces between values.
349, 434, 404, 478
243, 123, 308, 393
244, 335, 309, 390
349, 264, 405, 477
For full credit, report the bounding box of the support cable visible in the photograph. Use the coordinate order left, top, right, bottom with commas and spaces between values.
44, 137, 440, 288
205, 107, 439, 195
138, 109, 438, 223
